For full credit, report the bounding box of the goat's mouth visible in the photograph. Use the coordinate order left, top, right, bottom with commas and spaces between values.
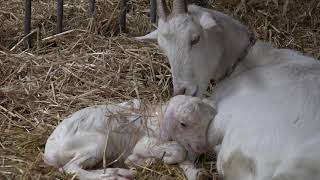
173, 85, 198, 96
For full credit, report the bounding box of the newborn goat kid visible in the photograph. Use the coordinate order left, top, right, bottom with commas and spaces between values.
44, 99, 203, 180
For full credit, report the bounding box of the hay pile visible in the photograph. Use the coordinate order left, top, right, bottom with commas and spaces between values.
0, 0, 319, 179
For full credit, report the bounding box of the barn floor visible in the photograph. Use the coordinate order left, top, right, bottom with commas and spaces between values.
0, 0, 319, 179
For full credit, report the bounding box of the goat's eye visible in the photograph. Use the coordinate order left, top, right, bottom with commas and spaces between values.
190, 35, 200, 47
180, 122, 187, 128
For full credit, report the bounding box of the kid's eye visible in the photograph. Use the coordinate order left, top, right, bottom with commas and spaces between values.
190, 34, 200, 47
180, 122, 187, 127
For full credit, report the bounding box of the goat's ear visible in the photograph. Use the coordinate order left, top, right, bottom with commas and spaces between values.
202, 98, 217, 113
199, 13, 218, 30
134, 29, 158, 44
199, 100, 217, 118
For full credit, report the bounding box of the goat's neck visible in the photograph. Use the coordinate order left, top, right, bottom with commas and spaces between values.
231, 41, 290, 76
209, 10, 252, 82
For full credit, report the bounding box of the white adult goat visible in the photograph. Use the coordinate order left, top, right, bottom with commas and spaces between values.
135, 0, 320, 179
43, 99, 206, 180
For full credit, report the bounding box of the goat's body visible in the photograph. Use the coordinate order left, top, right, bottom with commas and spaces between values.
44, 100, 162, 179
210, 41, 320, 180
44, 99, 207, 180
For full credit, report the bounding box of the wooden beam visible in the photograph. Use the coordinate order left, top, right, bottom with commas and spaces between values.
119, 0, 127, 32
57, 0, 64, 34
24, 0, 32, 48
89, 0, 96, 16
150, 0, 157, 23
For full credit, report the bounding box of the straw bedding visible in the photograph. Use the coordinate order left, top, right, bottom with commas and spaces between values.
0, 0, 319, 179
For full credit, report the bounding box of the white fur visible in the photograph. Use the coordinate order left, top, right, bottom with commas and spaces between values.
44, 99, 206, 180
136, 5, 250, 96
165, 82, 320, 180
210, 41, 320, 180
145, 3, 320, 180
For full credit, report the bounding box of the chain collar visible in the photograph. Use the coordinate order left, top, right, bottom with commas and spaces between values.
223, 31, 256, 79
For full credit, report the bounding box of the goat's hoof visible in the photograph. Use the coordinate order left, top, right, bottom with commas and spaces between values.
125, 154, 154, 168
162, 152, 185, 165
125, 154, 142, 167
84, 168, 136, 180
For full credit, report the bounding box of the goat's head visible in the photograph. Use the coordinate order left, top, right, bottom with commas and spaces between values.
137, 0, 225, 97
160, 95, 216, 154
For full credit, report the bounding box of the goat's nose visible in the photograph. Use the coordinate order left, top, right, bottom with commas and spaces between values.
174, 87, 186, 96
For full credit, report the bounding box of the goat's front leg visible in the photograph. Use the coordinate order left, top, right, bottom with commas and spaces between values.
125, 136, 187, 166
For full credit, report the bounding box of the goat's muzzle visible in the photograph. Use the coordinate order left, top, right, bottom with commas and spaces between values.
173, 85, 198, 97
